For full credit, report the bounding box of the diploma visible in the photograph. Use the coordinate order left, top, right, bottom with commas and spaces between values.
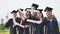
27, 19, 42, 24
13, 18, 24, 28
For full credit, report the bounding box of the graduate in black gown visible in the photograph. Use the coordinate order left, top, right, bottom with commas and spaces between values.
17, 8, 24, 34
35, 9, 44, 34
43, 7, 59, 34
24, 8, 32, 34
5, 10, 19, 34
30, 3, 39, 34
17, 8, 29, 34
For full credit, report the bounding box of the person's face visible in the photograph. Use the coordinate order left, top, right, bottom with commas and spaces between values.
26, 11, 30, 16
31, 6, 36, 10
37, 12, 42, 18
46, 10, 52, 18
13, 13, 17, 17
19, 12, 23, 17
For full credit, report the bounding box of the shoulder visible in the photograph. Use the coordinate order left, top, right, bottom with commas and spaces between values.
53, 18, 57, 20
9, 18, 13, 21
43, 17, 47, 20
42, 17, 48, 22
7, 18, 13, 22
53, 18, 58, 22
16, 17, 21, 19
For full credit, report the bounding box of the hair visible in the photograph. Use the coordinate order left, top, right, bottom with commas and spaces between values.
41, 13, 44, 18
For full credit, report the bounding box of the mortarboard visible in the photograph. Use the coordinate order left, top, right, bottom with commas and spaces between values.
11, 10, 18, 13
25, 8, 31, 11
17, 8, 23, 12
37, 9, 43, 13
31, 3, 39, 9
44, 7, 53, 12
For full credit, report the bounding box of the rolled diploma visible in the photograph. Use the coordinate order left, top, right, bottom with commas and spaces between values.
27, 19, 42, 24
13, 18, 24, 28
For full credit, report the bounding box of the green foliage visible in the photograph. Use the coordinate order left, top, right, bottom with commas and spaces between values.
0, 24, 10, 34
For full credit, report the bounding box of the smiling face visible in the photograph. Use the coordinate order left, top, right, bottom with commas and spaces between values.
46, 10, 52, 18
37, 12, 43, 19
26, 11, 30, 17
19, 11, 23, 17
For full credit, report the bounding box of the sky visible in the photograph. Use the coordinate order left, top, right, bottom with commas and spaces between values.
0, 0, 60, 24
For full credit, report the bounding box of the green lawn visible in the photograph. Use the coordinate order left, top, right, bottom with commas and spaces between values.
0, 24, 10, 34
59, 26, 60, 32
0, 24, 60, 34
0, 30, 10, 34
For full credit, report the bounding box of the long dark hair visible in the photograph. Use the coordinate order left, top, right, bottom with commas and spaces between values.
41, 13, 44, 18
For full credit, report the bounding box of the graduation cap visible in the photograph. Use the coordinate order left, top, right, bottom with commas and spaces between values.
44, 7, 53, 12
31, 3, 39, 9
11, 10, 18, 13
25, 8, 31, 11
17, 8, 23, 12
37, 9, 43, 13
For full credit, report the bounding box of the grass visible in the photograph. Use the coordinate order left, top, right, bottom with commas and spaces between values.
59, 26, 60, 32
0, 30, 10, 34
0, 24, 60, 34
0, 24, 10, 34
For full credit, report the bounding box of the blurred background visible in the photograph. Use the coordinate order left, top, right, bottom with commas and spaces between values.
0, 0, 60, 34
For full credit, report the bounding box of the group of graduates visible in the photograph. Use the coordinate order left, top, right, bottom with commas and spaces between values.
5, 3, 59, 34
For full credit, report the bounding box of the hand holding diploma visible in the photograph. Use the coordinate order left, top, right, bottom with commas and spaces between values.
24, 25, 30, 28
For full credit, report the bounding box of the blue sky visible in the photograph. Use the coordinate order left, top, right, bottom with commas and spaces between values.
0, 0, 60, 24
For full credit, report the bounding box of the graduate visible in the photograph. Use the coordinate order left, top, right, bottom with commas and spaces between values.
24, 7, 38, 34
31, 3, 39, 10
5, 10, 18, 34
17, 8, 29, 34
35, 9, 44, 34
43, 7, 59, 34
30, 3, 39, 34
25, 8, 31, 19
16, 8, 24, 34
24, 8, 33, 34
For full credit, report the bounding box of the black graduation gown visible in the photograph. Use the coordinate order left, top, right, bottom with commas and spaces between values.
30, 16, 38, 34
16, 17, 24, 34
43, 17, 59, 34
5, 18, 14, 34
25, 14, 38, 34
5, 18, 13, 28
23, 15, 31, 34
35, 18, 44, 34
12, 17, 23, 34
5, 17, 22, 34
24, 14, 36, 34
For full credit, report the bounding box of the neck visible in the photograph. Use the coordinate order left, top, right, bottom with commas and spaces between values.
19, 16, 22, 18
26, 15, 29, 17
13, 16, 16, 18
